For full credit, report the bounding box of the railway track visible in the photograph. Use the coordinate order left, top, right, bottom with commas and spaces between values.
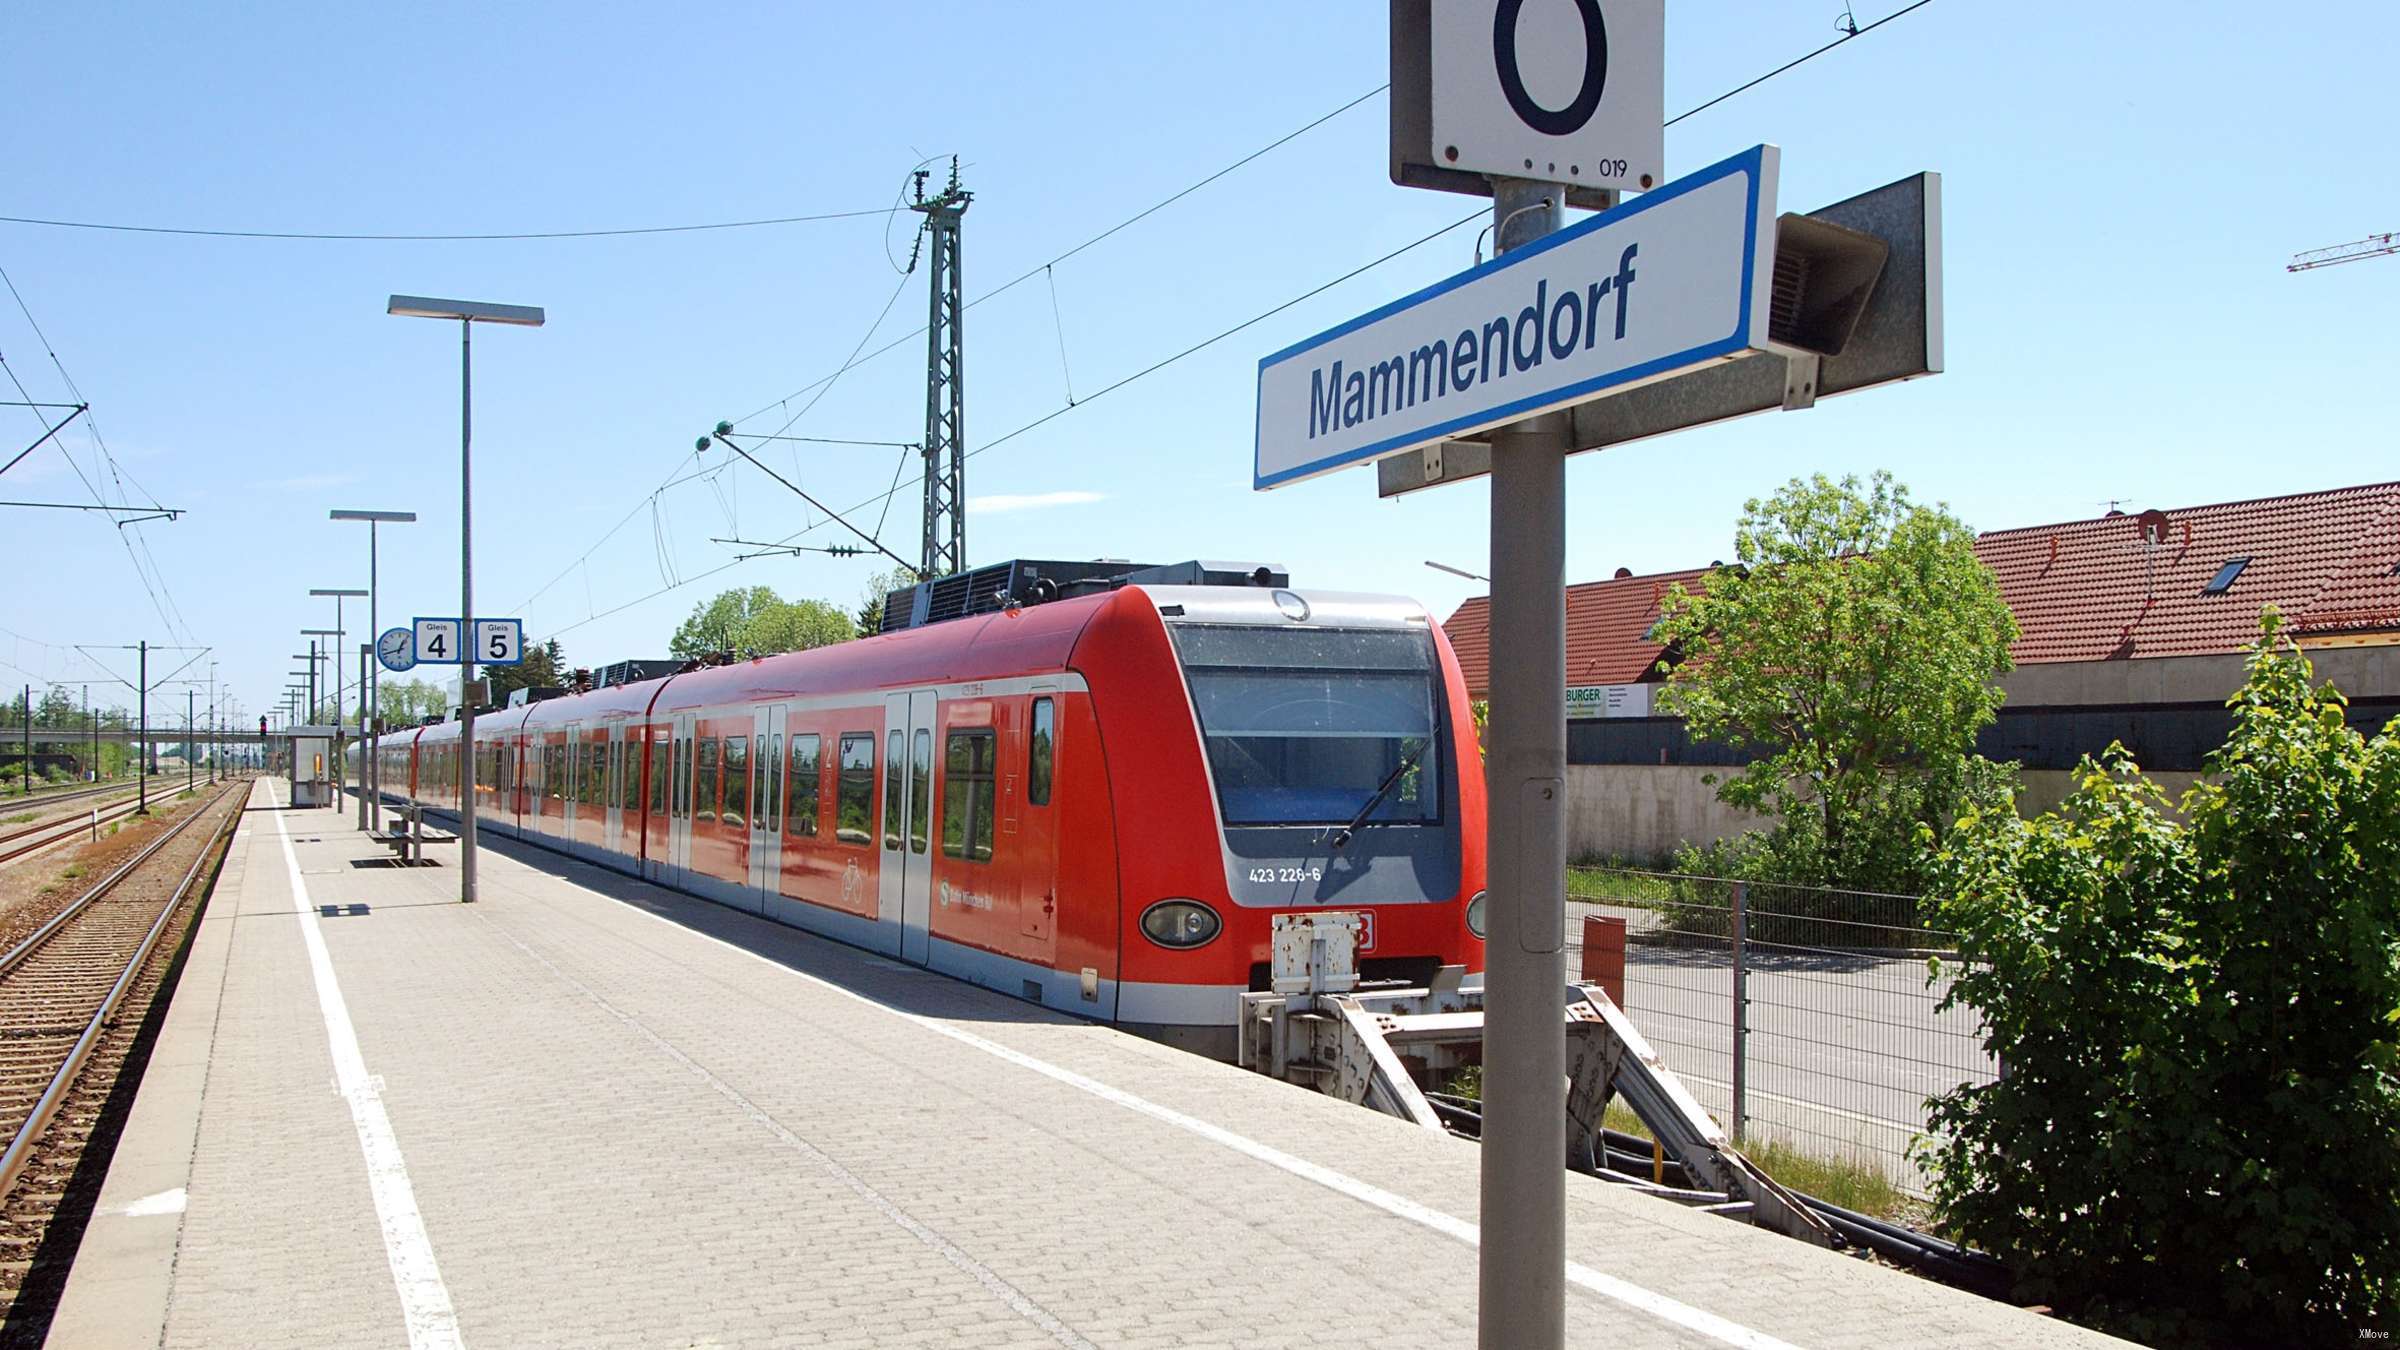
0, 781, 136, 818
0, 781, 240, 1332
0, 793, 154, 868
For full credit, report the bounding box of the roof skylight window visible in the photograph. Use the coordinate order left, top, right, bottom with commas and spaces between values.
2202, 558, 2249, 595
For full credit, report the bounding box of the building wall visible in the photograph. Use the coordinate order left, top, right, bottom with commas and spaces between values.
1565, 764, 2208, 865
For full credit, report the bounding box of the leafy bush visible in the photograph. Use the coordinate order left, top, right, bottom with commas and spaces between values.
1922, 614, 2400, 1343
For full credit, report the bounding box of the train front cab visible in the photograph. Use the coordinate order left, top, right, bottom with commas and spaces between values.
1075, 584, 1488, 1058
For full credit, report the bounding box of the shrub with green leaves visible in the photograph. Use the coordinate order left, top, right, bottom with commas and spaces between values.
1923, 613, 2400, 1342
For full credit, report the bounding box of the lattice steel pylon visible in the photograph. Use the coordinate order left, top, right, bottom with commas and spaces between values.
912, 160, 972, 580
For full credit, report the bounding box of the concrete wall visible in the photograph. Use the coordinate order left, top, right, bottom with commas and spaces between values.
1565, 764, 2208, 864
1565, 765, 1750, 862
1561, 649, 2391, 862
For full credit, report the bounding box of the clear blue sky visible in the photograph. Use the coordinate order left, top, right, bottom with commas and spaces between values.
3, 1, 2391, 725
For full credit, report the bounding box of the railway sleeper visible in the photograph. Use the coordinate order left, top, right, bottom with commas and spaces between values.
1238, 910, 1838, 1249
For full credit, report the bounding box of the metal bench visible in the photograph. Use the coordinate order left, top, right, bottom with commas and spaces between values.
368, 806, 456, 865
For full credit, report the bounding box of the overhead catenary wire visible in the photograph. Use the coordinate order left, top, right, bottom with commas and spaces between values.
539, 2, 1944, 637
0, 206, 895, 243
543, 208, 1488, 637
723, 82, 1395, 430
0, 264, 190, 641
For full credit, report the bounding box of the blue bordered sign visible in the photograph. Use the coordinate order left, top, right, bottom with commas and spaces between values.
474, 619, 525, 667
1254, 144, 1778, 491
411, 617, 462, 665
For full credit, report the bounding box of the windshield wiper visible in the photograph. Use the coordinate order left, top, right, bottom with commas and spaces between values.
1326, 740, 1428, 851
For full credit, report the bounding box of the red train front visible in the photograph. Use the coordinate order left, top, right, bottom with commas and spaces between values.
378, 559, 1486, 1057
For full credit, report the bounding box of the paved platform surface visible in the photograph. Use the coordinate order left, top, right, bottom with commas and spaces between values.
50, 779, 2123, 1349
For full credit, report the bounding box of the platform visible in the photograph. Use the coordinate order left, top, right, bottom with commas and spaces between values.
50, 779, 2121, 1349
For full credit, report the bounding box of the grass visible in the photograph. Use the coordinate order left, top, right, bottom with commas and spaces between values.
60, 864, 84, 880
1, 812, 32, 825
1443, 1067, 1913, 1222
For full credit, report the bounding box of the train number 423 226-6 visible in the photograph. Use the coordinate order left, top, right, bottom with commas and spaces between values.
1248, 865, 1323, 884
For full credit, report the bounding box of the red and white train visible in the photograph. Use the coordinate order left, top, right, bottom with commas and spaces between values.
365, 560, 1486, 1054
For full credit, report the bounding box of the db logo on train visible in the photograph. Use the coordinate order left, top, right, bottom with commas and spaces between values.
1356, 911, 1377, 952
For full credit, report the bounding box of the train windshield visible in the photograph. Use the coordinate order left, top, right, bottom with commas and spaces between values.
1173, 625, 1441, 828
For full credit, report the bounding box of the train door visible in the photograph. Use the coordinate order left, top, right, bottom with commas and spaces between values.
748, 704, 784, 908
1018, 685, 1060, 961
877, 690, 937, 965
561, 723, 583, 844
603, 723, 625, 855
641, 725, 669, 881
668, 711, 696, 881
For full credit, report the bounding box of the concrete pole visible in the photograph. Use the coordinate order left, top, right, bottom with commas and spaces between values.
137, 640, 150, 815
459, 317, 478, 903
186, 688, 194, 795
19, 684, 27, 797
1477, 176, 1570, 1350
366, 521, 379, 832
358, 644, 370, 824
333, 594, 346, 810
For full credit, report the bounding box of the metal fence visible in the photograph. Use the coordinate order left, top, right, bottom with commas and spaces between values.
1565, 867, 1995, 1190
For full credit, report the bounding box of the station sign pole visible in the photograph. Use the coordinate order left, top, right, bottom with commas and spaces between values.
1478, 174, 1575, 1350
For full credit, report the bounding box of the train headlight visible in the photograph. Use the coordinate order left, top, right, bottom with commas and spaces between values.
1140, 899, 1222, 949
1465, 890, 1488, 939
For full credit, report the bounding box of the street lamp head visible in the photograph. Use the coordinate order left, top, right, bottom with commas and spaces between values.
1424, 559, 1491, 583
330, 509, 418, 523
308, 588, 369, 598
387, 295, 545, 327
300, 629, 341, 637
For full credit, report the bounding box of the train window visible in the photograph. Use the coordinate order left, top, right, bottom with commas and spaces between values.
1173, 626, 1442, 828
695, 738, 719, 823
722, 736, 749, 829
648, 732, 668, 815
942, 730, 997, 862
1029, 699, 1055, 807
788, 735, 821, 837
836, 733, 874, 845
587, 739, 607, 807
909, 730, 932, 854
884, 729, 904, 851
763, 732, 783, 833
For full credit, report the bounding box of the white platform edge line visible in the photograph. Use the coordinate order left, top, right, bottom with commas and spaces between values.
551, 865, 1801, 1350
270, 787, 464, 1350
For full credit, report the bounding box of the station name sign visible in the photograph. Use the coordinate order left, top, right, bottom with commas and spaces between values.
1255, 144, 1778, 490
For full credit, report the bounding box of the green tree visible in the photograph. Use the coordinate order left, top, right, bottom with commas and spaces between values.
1923, 613, 2400, 1342
486, 636, 563, 703
854, 566, 919, 635
671, 586, 855, 658
377, 678, 452, 728
747, 597, 853, 653
1652, 471, 2017, 890
672, 586, 781, 659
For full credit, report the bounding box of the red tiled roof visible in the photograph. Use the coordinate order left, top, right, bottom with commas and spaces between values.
1444, 482, 2400, 694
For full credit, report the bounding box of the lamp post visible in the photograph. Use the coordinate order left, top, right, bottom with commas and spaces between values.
332, 509, 417, 830
387, 294, 545, 904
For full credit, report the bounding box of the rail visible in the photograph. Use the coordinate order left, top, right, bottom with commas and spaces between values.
0, 791, 153, 866
0, 782, 241, 1202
